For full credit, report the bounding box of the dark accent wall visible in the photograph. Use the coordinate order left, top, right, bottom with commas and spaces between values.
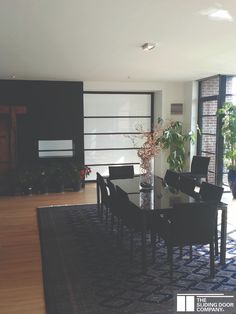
0, 80, 84, 166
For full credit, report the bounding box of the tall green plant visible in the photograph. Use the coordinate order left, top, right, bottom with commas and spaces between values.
217, 102, 236, 170
158, 121, 195, 172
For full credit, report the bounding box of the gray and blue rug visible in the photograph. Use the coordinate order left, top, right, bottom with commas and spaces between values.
37, 204, 236, 314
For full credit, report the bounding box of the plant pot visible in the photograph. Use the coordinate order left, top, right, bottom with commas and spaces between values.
40, 184, 49, 194
23, 186, 33, 196
228, 169, 236, 198
55, 183, 64, 193
58, 183, 65, 193
73, 181, 82, 192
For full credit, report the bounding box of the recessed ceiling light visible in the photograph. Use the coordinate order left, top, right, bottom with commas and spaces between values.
141, 43, 156, 51
209, 9, 233, 21
200, 7, 233, 22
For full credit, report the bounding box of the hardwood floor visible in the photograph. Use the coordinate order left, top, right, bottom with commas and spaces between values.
0, 183, 96, 314
0, 184, 235, 314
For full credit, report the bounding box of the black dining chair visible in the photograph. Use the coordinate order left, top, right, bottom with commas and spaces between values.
96, 172, 110, 226
179, 175, 198, 198
199, 181, 224, 255
182, 155, 210, 183
106, 179, 120, 233
158, 201, 218, 280
164, 170, 180, 189
109, 165, 134, 180
116, 185, 152, 267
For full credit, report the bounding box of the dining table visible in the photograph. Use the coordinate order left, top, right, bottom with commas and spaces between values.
110, 175, 228, 273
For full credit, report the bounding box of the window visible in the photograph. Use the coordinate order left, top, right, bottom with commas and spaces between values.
84, 93, 153, 180
38, 140, 74, 158
198, 75, 235, 191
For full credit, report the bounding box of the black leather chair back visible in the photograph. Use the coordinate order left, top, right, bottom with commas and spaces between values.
164, 170, 180, 188
191, 156, 210, 176
106, 179, 118, 215
179, 175, 197, 198
200, 182, 224, 203
116, 185, 143, 230
96, 172, 109, 205
171, 202, 217, 246
109, 165, 134, 180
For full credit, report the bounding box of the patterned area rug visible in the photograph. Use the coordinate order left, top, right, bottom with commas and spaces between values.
37, 204, 236, 314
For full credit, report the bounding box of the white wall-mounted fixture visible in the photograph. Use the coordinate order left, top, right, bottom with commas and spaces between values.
141, 43, 156, 51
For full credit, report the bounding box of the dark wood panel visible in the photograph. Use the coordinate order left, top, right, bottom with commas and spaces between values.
0, 80, 84, 166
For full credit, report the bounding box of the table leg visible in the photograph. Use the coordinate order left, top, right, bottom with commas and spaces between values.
141, 213, 147, 273
220, 208, 227, 265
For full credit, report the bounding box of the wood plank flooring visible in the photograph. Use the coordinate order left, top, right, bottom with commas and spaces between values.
0, 184, 96, 314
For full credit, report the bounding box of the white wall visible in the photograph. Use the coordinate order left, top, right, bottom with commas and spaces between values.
183, 81, 198, 170
84, 80, 198, 177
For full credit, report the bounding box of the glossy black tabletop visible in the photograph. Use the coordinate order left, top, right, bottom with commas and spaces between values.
111, 176, 197, 211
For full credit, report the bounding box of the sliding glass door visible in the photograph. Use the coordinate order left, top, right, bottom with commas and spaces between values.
84, 92, 153, 180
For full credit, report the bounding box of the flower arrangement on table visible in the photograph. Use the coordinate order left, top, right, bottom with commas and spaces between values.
127, 118, 168, 187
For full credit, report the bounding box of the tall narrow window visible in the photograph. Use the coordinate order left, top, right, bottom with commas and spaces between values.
198, 76, 220, 184
84, 93, 153, 180
198, 75, 236, 191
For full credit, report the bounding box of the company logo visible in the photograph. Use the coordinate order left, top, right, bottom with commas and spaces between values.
176, 293, 235, 313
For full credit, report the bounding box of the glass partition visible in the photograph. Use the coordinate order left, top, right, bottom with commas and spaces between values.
84, 93, 153, 180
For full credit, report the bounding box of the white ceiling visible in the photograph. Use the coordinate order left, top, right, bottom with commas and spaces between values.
1, 0, 236, 82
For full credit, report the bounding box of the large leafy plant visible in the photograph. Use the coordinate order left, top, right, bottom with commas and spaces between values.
158, 121, 195, 172
217, 102, 236, 170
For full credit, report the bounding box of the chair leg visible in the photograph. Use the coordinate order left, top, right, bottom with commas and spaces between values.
215, 214, 219, 256
96, 183, 100, 217
100, 203, 104, 222
151, 231, 157, 263
167, 245, 173, 281
120, 221, 124, 246
116, 217, 120, 242
179, 246, 183, 259
210, 241, 215, 278
111, 213, 114, 233
215, 227, 219, 256
105, 206, 109, 230
141, 230, 147, 274
130, 229, 134, 263
189, 245, 193, 261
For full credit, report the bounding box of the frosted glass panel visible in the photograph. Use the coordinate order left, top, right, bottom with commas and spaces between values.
84, 94, 151, 116
84, 118, 150, 133
85, 149, 140, 165
88, 164, 140, 180
84, 134, 144, 149
38, 140, 73, 150
39, 151, 73, 157
84, 92, 151, 181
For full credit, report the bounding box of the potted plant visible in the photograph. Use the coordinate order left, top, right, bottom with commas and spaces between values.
35, 165, 49, 194
217, 102, 236, 198
79, 165, 91, 188
158, 120, 195, 172
49, 162, 65, 193
66, 162, 82, 191
17, 167, 34, 195
64, 162, 91, 191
